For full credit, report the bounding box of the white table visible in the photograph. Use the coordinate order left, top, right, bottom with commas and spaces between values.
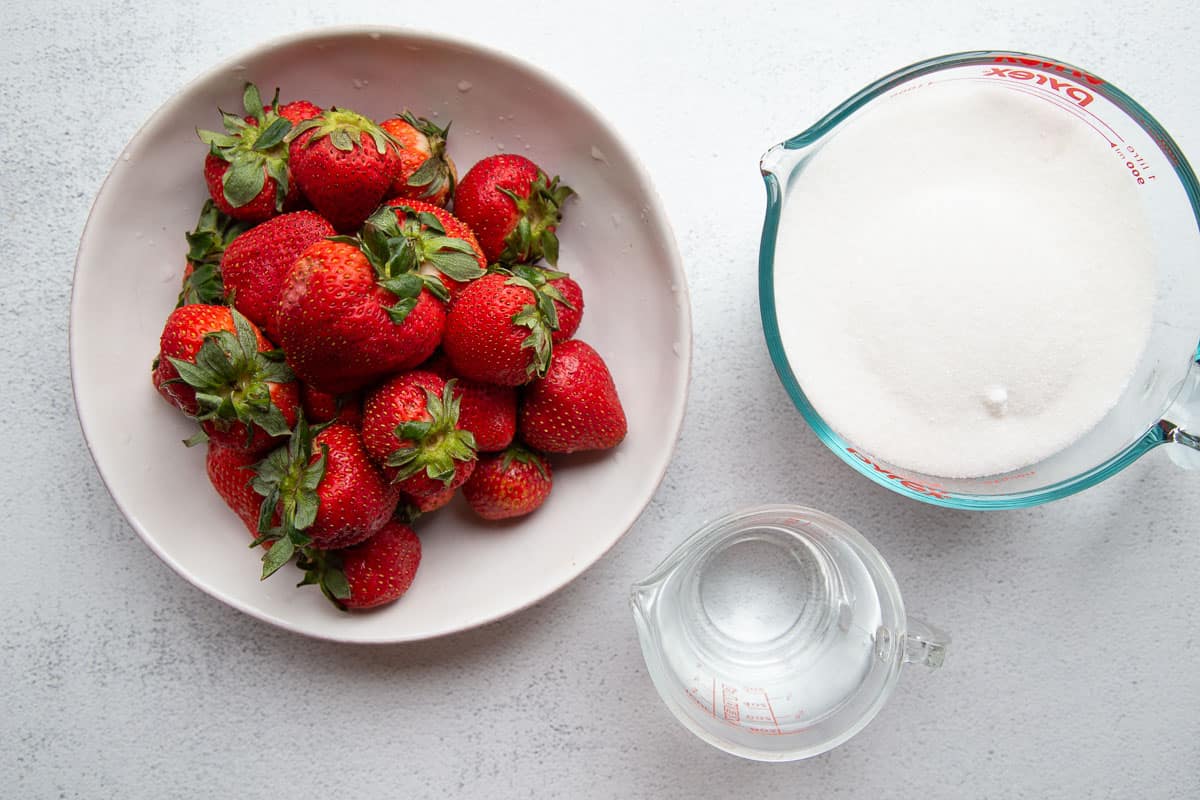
5, 0, 1199, 796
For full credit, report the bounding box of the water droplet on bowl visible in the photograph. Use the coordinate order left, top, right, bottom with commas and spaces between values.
368, 32, 381, 40
352, 78, 367, 89
431, 111, 439, 118
672, 342, 682, 357
457, 80, 473, 92
122, 153, 131, 162
590, 145, 609, 164
610, 213, 621, 227
496, 143, 505, 151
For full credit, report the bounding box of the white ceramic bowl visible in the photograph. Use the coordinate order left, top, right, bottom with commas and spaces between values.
71, 27, 691, 643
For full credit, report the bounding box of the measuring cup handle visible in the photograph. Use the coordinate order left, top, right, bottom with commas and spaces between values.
903, 617, 949, 669
1160, 356, 1200, 469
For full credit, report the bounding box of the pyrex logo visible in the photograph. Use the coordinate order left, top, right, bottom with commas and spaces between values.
985, 57, 1101, 107
846, 448, 950, 500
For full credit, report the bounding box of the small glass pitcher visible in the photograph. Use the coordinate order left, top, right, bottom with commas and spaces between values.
631, 505, 947, 761
759, 51, 1200, 509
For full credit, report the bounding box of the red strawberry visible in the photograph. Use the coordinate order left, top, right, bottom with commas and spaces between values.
251, 419, 401, 578
548, 274, 583, 343
519, 339, 627, 453
442, 267, 580, 386
220, 210, 334, 338
287, 108, 401, 232
362, 371, 477, 498
296, 521, 421, 610
382, 197, 486, 298
152, 305, 298, 453
424, 355, 516, 452
269, 100, 322, 126
274, 236, 446, 393
462, 447, 553, 520
177, 200, 249, 307
205, 440, 264, 536
453, 154, 574, 265
198, 83, 301, 222
405, 484, 457, 514
380, 111, 457, 207
300, 384, 363, 427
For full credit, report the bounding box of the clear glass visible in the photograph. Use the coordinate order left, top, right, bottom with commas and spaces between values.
630, 505, 948, 762
759, 51, 1200, 509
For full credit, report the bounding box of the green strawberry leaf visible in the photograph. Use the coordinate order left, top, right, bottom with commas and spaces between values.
379, 273, 424, 299
427, 251, 485, 282
222, 154, 266, 208
542, 229, 560, 266
397, 420, 432, 441
322, 566, 352, 600
416, 212, 445, 233
421, 274, 450, 302
386, 297, 419, 324
243, 83, 265, 122
329, 128, 355, 152
261, 535, 295, 579
252, 117, 292, 151
406, 157, 442, 187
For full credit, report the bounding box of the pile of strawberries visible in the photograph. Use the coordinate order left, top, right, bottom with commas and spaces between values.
151, 84, 627, 611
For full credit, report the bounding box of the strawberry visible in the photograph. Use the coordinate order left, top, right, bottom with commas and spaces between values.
266, 100, 322, 127
405, 484, 457, 514
198, 83, 300, 222
152, 305, 298, 453
424, 354, 517, 452
300, 384, 363, 427
441, 267, 579, 385
287, 108, 401, 232
295, 521, 422, 610
177, 200, 249, 307
380, 111, 457, 207
462, 447, 553, 520
251, 418, 400, 578
548, 274, 584, 343
220, 210, 335, 338
382, 198, 486, 298
519, 339, 627, 453
452, 154, 574, 265
361, 371, 477, 499
274, 233, 447, 394
205, 441, 266, 537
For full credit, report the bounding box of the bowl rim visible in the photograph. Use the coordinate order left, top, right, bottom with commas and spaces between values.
757, 49, 1200, 510
70, 24, 693, 643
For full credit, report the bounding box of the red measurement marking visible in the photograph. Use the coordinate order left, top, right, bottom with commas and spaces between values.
711, 678, 716, 719
763, 691, 781, 734
721, 684, 740, 724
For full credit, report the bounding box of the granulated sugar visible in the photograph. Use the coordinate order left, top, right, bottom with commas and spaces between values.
774, 81, 1155, 478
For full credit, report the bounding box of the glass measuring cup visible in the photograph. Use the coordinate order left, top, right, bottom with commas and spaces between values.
630, 505, 947, 761
759, 51, 1200, 509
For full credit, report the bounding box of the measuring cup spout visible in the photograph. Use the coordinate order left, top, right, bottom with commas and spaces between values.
1160, 354, 1200, 469
902, 617, 950, 669
759, 143, 790, 178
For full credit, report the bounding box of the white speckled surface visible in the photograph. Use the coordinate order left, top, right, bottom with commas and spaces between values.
5, 0, 1200, 796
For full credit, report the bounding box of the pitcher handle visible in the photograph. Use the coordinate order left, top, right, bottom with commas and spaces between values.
1161, 357, 1200, 469
903, 616, 950, 669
